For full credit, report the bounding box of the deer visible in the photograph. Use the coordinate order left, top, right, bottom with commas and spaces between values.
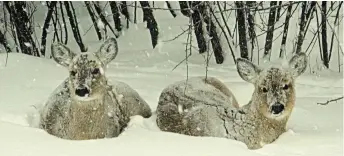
39, 38, 152, 140
156, 52, 307, 149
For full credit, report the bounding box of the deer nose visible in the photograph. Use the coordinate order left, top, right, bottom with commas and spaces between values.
75, 87, 90, 97
271, 103, 285, 114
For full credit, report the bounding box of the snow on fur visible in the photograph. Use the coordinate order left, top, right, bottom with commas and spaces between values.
39, 38, 152, 140
156, 53, 309, 149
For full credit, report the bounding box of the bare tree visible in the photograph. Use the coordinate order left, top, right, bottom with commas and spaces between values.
0, 29, 12, 52
40, 1, 57, 56
263, 1, 277, 60
321, 1, 329, 68
295, 2, 316, 54
51, 4, 61, 43
85, 1, 102, 40
279, 2, 293, 58
140, 1, 159, 48
235, 1, 249, 59
93, 2, 118, 39
166, 1, 177, 18
189, 2, 207, 54
329, 1, 343, 62
275, 1, 283, 21
210, 2, 237, 63
59, 2, 68, 44
64, 1, 87, 52
246, 1, 257, 61
5, 1, 39, 56
109, 2, 122, 33
179, 1, 191, 17
200, 2, 224, 64
120, 1, 130, 29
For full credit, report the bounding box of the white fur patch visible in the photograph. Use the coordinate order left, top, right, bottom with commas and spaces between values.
178, 104, 183, 113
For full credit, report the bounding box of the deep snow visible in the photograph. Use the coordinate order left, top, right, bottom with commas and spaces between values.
0, 50, 343, 156
0, 1, 343, 156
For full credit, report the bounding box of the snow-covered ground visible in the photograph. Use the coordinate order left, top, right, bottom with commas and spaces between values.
0, 1, 343, 156
0, 48, 343, 156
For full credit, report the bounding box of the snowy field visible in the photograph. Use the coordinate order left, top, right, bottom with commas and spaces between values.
0, 1, 343, 156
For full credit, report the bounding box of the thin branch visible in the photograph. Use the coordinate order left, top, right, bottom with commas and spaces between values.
40, 1, 56, 56
209, 2, 236, 63
317, 96, 343, 105
219, 1, 301, 12
329, 1, 343, 61
59, 2, 68, 44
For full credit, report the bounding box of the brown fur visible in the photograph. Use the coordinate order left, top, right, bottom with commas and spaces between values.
204, 77, 239, 108
40, 38, 152, 140
156, 53, 308, 149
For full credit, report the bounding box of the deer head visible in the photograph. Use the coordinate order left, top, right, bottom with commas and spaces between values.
51, 38, 118, 100
236, 53, 307, 120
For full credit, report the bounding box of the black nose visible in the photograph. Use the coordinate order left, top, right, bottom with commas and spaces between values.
75, 87, 90, 97
271, 103, 285, 114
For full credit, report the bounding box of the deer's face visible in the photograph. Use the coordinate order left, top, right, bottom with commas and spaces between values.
51, 38, 118, 100
254, 67, 295, 119
236, 53, 307, 120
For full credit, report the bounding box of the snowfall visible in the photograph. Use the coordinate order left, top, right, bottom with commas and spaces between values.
0, 2, 343, 156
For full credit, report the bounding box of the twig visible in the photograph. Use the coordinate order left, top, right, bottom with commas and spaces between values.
329, 1, 343, 61
162, 19, 202, 43
184, 16, 193, 93
317, 96, 343, 105
219, 1, 301, 12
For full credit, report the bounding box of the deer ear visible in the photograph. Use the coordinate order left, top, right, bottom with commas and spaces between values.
96, 38, 118, 65
236, 58, 262, 83
51, 43, 76, 67
288, 52, 307, 78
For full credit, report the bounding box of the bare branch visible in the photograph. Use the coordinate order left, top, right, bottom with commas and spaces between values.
317, 96, 344, 105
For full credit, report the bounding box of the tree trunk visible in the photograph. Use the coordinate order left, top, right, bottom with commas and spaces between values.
246, 1, 256, 61
64, 1, 87, 52
275, 1, 283, 21
5, 1, 39, 56
0, 29, 12, 52
199, 2, 224, 64
263, 1, 277, 60
41, 1, 57, 56
301, 2, 316, 41
295, 2, 307, 54
120, 1, 130, 28
109, 1, 122, 33
235, 1, 249, 59
315, 7, 323, 61
59, 2, 68, 44
329, 1, 343, 61
134, 2, 137, 23
140, 1, 159, 48
321, 1, 329, 68
166, 1, 177, 18
179, 1, 191, 17
85, 1, 102, 40
93, 2, 118, 38
190, 1, 207, 54
211, 2, 237, 64
279, 2, 293, 58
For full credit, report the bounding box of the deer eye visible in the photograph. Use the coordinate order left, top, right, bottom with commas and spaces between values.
92, 68, 100, 75
283, 84, 289, 90
262, 87, 268, 93
70, 71, 77, 76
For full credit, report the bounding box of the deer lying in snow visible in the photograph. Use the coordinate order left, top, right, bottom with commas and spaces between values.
156, 53, 307, 149
39, 38, 152, 140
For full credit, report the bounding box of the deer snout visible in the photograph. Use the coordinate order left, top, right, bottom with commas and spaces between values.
75, 86, 90, 97
271, 103, 285, 114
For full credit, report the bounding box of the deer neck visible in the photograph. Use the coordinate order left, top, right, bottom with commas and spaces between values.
247, 99, 288, 142
67, 94, 109, 140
